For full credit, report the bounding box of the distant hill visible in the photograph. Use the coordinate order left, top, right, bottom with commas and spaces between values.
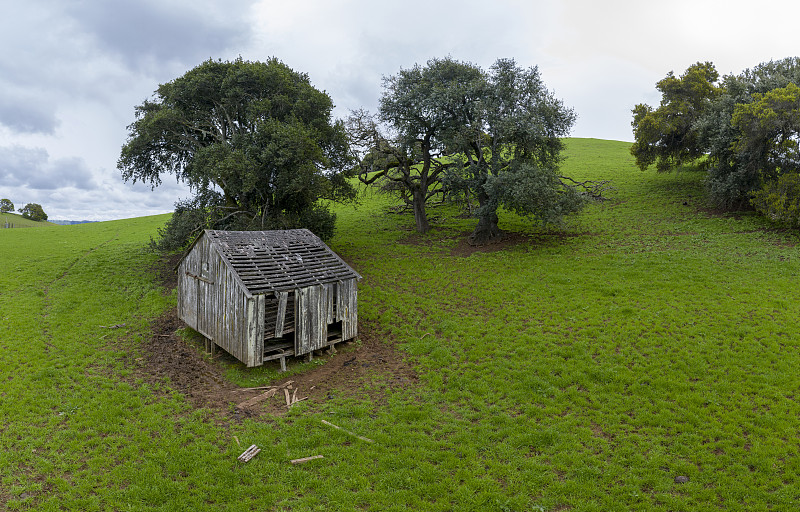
0, 212, 57, 228
49, 220, 96, 225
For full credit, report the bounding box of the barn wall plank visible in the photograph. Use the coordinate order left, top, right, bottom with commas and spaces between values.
325, 283, 334, 324
311, 285, 327, 351
341, 278, 358, 340
254, 293, 265, 364
275, 291, 288, 337
295, 287, 310, 355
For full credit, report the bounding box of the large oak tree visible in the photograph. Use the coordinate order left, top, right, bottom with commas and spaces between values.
18, 203, 47, 221
351, 57, 585, 243
348, 58, 483, 233
630, 62, 721, 173
448, 58, 583, 244
118, 57, 355, 249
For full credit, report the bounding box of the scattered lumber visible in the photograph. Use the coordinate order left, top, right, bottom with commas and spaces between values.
236, 381, 296, 409
321, 420, 374, 444
237, 388, 279, 409
290, 455, 324, 465
238, 444, 260, 463
236, 380, 295, 392
284, 387, 308, 408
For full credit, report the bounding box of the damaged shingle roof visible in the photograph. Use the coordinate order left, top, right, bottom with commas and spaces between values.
202, 229, 361, 294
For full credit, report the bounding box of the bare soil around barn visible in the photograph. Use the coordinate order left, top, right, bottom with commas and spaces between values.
135, 254, 417, 419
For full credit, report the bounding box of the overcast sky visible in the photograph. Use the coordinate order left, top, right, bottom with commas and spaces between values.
2, 0, 800, 221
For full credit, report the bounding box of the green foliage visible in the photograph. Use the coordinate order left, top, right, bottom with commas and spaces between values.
630, 62, 720, 172
119, 57, 355, 250
151, 191, 338, 252
751, 172, 800, 225
17, 203, 48, 221
348, 57, 485, 233
638, 57, 800, 216
352, 57, 581, 240
731, 83, 800, 180
703, 58, 800, 209
487, 161, 584, 225
148, 195, 214, 252
0, 198, 14, 213
445, 58, 581, 243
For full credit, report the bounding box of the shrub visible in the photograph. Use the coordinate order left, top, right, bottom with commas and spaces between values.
751, 173, 800, 226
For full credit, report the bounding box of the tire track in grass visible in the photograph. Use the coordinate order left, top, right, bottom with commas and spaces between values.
1, 230, 121, 510
39, 230, 120, 352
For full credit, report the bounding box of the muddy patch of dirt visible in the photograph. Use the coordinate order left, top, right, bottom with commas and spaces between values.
244, 323, 417, 416
132, 310, 241, 411
132, 307, 416, 420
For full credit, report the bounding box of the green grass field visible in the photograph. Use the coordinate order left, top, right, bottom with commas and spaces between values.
1, 212, 56, 228
2, 138, 799, 511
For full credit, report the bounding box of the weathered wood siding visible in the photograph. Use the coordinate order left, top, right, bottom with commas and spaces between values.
291, 279, 358, 355
177, 236, 264, 367
295, 285, 328, 355
337, 278, 358, 341
177, 230, 360, 368
264, 291, 296, 339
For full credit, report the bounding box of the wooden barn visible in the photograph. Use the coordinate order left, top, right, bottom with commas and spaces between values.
176, 229, 361, 369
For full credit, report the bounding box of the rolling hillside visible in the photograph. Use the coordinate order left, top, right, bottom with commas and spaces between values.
2, 139, 799, 511
0, 211, 57, 228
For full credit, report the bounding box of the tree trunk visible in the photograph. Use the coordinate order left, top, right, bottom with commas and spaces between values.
470, 185, 502, 245
412, 188, 430, 233
469, 210, 502, 245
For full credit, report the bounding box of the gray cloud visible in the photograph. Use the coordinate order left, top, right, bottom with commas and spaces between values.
0, 89, 59, 134
0, 146, 96, 191
0, 0, 256, 137
63, 0, 255, 72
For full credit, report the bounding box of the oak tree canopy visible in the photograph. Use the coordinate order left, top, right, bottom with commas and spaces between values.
118, 57, 355, 249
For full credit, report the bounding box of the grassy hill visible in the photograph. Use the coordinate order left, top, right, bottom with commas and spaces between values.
2, 139, 799, 510
0, 211, 57, 228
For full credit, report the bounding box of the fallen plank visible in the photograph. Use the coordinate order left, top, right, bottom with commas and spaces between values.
236, 388, 279, 409
235, 386, 275, 392
290, 455, 324, 465
238, 444, 260, 463
321, 420, 374, 444
236, 380, 294, 392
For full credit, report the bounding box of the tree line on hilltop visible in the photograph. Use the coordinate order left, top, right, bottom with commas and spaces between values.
118, 55, 800, 252
118, 57, 603, 251
1, 199, 48, 222
631, 57, 800, 225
